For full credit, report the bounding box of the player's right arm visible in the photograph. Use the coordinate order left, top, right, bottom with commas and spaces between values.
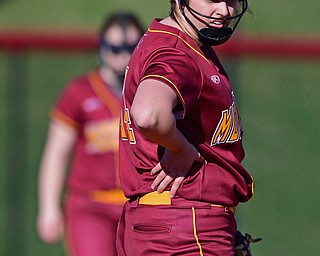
37, 121, 76, 244
130, 79, 205, 198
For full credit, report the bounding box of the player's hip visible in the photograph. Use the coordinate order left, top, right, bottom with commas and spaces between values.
117, 195, 236, 256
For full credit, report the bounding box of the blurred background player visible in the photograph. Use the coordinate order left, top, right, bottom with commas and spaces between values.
36, 12, 144, 256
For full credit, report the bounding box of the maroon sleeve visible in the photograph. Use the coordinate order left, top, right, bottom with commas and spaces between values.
51, 79, 83, 129
141, 47, 202, 118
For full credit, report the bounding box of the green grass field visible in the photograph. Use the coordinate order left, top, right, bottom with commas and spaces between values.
1, 1, 320, 256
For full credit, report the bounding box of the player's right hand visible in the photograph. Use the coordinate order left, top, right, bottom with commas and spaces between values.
37, 208, 64, 244
150, 143, 206, 198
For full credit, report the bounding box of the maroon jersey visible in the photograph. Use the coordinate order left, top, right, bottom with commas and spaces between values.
120, 19, 253, 206
52, 70, 121, 194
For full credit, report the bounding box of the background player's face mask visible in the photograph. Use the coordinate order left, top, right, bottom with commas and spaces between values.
178, 0, 248, 46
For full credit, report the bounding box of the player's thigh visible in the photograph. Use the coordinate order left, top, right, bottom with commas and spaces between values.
65, 195, 120, 256
194, 206, 236, 256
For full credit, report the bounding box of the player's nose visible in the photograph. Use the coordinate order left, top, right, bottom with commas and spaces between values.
214, 1, 229, 18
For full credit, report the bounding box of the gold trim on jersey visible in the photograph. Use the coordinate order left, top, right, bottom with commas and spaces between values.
140, 74, 186, 117
87, 70, 121, 116
251, 175, 255, 196
147, 28, 210, 64
51, 108, 80, 130
138, 191, 236, 214
87, 70, 122, 187
90, 189, 127, 204
139, 191, 171, 205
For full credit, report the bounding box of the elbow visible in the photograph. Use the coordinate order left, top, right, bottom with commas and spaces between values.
131, 106, 158, 131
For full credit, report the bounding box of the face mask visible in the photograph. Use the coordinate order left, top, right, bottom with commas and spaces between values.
178, 0, 248, 46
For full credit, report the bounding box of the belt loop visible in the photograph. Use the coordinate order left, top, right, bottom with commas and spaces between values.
225, 206, 236, 214
129, 197, 139, 208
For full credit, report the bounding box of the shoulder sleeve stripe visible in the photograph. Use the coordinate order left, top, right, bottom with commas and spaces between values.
50, 108, 80, 130
87, 70, 121, 117
140, 74, 186, 117
148, 28, 210, 64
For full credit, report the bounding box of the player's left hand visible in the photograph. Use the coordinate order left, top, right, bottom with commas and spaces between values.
150, 143, 205, 198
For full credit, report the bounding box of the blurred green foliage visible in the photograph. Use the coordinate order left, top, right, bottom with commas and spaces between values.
0, 0, 319, 34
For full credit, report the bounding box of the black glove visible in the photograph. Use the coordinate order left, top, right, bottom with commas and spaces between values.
234, 230, 262, 256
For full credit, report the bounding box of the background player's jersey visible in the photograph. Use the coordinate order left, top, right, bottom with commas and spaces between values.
120, 19, 253, 206
52, 70, 121, 194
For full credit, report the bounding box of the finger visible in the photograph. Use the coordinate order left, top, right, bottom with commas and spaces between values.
196, 152, 207, 164
169, 176, 185, 198
151, 170, 166, 190
151, 162, 163, 175
156, 175, 174, 194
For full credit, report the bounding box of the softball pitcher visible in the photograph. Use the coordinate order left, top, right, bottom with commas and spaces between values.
117, 0, 254, 255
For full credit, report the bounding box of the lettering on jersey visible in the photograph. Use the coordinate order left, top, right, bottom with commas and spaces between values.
84, 119, 119, 154
210, 102, 242, 146
122, 66, 129, 95
120, 108, 136, 144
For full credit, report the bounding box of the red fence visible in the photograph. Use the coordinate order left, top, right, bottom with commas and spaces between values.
0, 29, 96, 52
1, 29, 320, 60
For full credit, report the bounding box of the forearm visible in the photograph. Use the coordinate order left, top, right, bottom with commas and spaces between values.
134, 110, 189, 152
38, 122, 75, 213
38, 156, 67, 212
130, 80, 205, 197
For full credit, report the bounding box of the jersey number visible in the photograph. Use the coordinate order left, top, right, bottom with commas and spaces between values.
120, 108, 136, 144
